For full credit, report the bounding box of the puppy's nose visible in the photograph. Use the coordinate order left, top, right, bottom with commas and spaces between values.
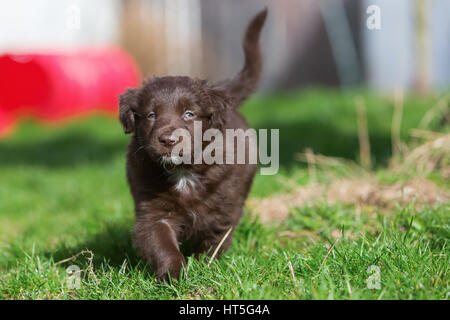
159, 133, 177, 146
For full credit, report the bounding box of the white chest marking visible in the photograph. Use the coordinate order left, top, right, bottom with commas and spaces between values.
169, 171, 199, 193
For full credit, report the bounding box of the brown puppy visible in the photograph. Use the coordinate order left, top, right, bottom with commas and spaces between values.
119, 9, 267, 281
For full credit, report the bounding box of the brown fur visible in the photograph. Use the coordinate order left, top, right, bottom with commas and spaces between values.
119, 9, 267, 281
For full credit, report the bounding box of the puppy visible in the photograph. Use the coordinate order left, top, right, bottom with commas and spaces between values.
119, 9, 267, 281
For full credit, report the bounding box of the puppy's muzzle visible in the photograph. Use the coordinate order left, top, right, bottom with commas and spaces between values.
159, 133, 178, 147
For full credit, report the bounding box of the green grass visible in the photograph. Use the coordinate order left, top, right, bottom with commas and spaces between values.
0, 89, 448, 299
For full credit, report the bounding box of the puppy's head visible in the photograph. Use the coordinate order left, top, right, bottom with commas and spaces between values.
119, 76, 230, 168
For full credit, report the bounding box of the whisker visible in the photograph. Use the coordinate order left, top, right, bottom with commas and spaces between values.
133, 145, 147, 157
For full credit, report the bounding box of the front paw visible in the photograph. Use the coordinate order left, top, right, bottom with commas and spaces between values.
156, 255, 186, 282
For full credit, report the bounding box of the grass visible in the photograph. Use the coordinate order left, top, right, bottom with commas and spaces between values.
0, 88, 448, 299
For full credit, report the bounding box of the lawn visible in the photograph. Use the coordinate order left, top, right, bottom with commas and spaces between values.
0, 88, 448, 299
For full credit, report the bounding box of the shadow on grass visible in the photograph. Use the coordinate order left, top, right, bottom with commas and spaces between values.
45, 223, 145, 271
45, 224, 203, 272
253, 120, 393, 169
0, 132, 127, 168
43, 223, 210, 282
0, 112, 395, 170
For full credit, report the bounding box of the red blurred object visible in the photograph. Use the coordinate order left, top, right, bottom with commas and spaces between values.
0, 108, 15, 138
0, 47, 140, 122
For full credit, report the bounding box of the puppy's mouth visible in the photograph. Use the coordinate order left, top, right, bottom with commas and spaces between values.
159, 153, 183, 170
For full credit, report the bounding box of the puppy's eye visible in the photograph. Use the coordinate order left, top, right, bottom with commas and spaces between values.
147, 112, 157, 119
183, 111, 195, 120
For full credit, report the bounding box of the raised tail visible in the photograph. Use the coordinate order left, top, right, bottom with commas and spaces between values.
223, 8, 268, 108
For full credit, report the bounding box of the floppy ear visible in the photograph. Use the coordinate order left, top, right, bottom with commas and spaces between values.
119, 88, 139, 134
205, 87, 232, 130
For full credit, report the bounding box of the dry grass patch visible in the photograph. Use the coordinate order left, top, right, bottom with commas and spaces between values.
251, 133, 449, 223
248, 177, 449, 223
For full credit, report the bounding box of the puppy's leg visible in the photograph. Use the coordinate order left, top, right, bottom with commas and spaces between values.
135, 217, 186, 282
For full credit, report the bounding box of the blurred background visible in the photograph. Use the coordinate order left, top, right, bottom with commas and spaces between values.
0, 0, 448, 173
1, 0, 450, 93
0, 0, 448, 187
1, 1, 449, 300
